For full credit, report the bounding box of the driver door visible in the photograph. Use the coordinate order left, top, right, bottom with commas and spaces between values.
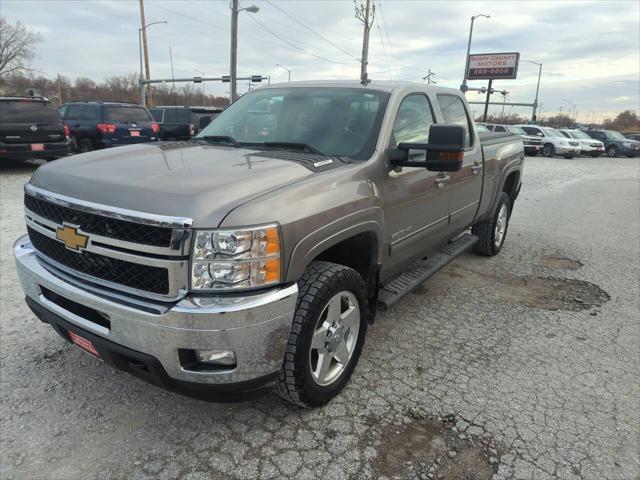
381, 93, 453, 278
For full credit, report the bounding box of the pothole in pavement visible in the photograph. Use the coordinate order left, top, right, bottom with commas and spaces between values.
540, 255, 583, 271
417, 265, 609, 312
372, 413, 500, 480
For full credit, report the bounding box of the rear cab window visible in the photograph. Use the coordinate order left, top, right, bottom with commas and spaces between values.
436, 94, 473, 148
521, 126, 543, 136
105, 106, 152, 123
0, 101, 62, 124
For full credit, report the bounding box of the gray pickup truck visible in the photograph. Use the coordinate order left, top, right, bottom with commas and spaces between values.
14, 81, 523, 407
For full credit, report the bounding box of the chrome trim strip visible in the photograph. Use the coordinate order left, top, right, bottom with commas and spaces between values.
450, 200, 479, 218
25, 209, 188, 257
390, 215, 449, 248
25, 183, 193, 228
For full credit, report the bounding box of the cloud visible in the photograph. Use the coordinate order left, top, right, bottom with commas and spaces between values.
2, 0, 638, 119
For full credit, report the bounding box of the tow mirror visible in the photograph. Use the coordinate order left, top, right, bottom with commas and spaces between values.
389, 124, 465, 172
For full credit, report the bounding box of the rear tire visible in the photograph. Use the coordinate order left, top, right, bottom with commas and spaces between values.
472, 192, 511, 257
542, 143, 555, 157
275, 261, 368, 408
78, 139, 93, 153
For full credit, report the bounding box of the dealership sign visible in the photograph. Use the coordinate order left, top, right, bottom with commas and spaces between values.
466, 52, 520, 80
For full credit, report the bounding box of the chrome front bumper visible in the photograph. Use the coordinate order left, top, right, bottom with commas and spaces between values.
14, 235, 297, 387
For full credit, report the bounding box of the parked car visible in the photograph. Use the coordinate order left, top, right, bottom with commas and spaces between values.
0, 96, 71, 162
15, 81, 524, 407
149, 106, 223, 140
516, 125, 581, 158
624, 133, 640, 142
558, 129, 605, 157
487, 124, 542, 156
585, 130, 640, 157
57, 101, 159, 152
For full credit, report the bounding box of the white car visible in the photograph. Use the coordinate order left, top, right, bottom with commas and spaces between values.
487, 124, 543, 156
516, 125, 582, 159
558, 129, 605, 157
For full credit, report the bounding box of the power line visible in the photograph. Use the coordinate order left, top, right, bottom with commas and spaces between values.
377, 0, 399, 79
376, 24, 393, 80
246, 14, 358, 66
265, 0, 360, 61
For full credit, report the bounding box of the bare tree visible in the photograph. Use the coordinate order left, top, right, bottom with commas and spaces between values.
0, 17, 42, 78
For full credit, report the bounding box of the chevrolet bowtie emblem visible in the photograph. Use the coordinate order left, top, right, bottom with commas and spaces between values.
56, 225, 89, 251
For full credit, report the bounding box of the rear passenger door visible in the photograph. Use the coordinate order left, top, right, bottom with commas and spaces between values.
381, 93, 453, 277
436, 94, 484, 230
63, 105, 82, 141
79, 105, 100, 141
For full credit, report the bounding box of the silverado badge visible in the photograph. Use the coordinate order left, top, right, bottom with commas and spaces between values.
56, 225, 89, 252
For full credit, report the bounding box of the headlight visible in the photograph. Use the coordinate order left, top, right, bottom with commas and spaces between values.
622, 142, 632, 148
191, 224, 282, 291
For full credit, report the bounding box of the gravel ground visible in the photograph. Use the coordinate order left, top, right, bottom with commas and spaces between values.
1, 155, 639, 480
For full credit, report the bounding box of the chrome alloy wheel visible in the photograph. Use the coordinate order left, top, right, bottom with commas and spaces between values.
494, 203, 508, 248
309, 291, 360, 386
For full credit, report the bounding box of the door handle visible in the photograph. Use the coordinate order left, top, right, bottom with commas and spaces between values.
471, 162, 482, 174
435, 175, 450, 188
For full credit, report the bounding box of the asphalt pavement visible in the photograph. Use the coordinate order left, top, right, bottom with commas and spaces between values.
1, 155, 638, 480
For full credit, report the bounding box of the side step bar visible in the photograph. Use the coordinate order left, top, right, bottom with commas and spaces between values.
378, 233, 478, 310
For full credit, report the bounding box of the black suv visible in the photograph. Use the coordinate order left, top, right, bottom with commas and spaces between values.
149, 106, 223, 140
0, 96, 71, 162
58, 101, 159, 152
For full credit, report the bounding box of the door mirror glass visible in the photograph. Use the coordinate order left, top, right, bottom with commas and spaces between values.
389, 124, 465, 172
424, 124, 465, 172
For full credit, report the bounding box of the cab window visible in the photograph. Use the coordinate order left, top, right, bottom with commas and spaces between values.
436, 94, 473, 148
390, 94, 435, 161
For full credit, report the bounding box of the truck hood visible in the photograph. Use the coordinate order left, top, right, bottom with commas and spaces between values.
30, 142, 333, 227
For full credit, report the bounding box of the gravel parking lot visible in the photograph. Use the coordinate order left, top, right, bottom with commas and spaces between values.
1, 155, 639, 480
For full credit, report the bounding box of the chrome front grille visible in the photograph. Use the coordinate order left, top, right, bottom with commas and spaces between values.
23, 184, 192, 301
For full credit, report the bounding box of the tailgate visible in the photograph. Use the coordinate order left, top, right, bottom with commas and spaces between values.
0, 123, 65, 144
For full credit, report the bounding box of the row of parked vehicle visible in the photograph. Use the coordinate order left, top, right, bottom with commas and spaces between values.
479, 122, 640, 158
0, 95, 223, 162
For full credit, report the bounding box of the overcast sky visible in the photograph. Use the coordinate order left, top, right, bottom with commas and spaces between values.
2, 0, 639, 121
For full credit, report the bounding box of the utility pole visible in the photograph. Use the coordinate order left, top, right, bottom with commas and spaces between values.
423, 69, 437, 84
355, 0, 375, 85
57, 74, 63, 104
139, 0, 153, 105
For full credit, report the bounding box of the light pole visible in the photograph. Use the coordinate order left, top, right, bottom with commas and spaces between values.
460, 14, 490, 93
522, 60, 542, 123
230, 2, 259, 103
138, 20, 167, 106
195, 69, 206, 105
276, 64, 291, 82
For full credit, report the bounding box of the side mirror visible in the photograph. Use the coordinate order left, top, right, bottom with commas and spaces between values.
537, 132, 543, 137
199, 116, 212, 130
424, 124, 465, 172
389, 124, 465, 172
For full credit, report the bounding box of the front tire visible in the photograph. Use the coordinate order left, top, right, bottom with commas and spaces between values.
542, 143, 555, 157
607, 145, 618, 157
275, 261, 368, 407
472, 192, 511, 256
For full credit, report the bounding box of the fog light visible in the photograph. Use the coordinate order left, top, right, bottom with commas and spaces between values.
195, 349, 236, 366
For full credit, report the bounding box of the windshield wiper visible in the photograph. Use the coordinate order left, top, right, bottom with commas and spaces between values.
197, 135, 240, 147
259, 141, 326, 156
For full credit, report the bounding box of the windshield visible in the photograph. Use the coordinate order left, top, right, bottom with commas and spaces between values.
506, 126, 526, 135
541, 127, 564, 138
568, 130, 591, 140
0, 101, 61, 124
105, 106, 152, 123
198, 87, 390, 159
604, 131, 626, 140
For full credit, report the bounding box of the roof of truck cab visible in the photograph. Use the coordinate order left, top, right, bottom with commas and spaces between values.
262, 80, 460, 94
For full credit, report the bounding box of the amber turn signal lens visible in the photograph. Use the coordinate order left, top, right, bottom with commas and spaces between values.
437, 151, 464, 161
265, 227, 281, 255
